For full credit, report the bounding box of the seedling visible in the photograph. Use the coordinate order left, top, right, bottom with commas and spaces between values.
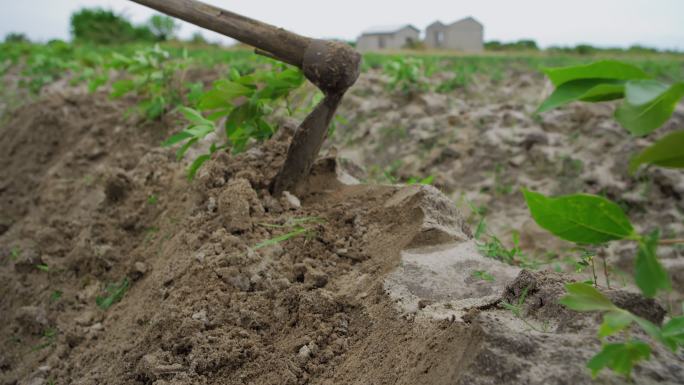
36, 264, 49, 272
253, 217, 323, 250
96, 278, 130, 310
147, 194, 159, 205
32, 328, 57, 351
50, 290, 63, 302
9, 246, 20, 261
501, 286, 548, 332
472, 270, 495, 282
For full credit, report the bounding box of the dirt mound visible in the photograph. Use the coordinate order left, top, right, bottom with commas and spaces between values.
1, 81, 683, 385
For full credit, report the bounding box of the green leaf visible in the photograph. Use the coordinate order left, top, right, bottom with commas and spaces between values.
587, 341, 651, 379
661, 316, 684, 351
95, 278, 129, 310
559, 282, 618, 312
630, 314, 664, 344
634, 230, 671, 298
187, 154, 211, 180
110, 79, 135, 98
176, 137, 198, 161
161, 131, 193, 147
523, 189, 635, 244
629, 130, 684, 173
598, 311, 633, 338
179, 107, 210, 125
615, 81, 684, 136
542, 60, 649, 87
537, 79, 625, 113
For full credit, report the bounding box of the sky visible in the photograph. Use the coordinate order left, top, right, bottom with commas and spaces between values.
1, 0, 683, 50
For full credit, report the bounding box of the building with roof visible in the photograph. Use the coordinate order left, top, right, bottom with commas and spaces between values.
356, 25, 420, 52
425, 17, 484, 52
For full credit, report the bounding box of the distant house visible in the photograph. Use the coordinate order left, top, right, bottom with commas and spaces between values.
356, 25, 420, 52
424, 17, 484, 52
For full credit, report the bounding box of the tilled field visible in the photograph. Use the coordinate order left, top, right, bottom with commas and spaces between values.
1, 64, 683, 385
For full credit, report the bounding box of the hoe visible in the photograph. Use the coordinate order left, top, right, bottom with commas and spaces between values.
129, 0, 362, 195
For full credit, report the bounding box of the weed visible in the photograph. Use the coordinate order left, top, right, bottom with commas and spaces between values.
50, 290, 63, 302
253, 217, 323, 250
32, 328, 57, 351
36, 264, 49, 272
472, 270, 495, 282
501, 286, 549, 332
96, 278, 130, 310
10, 246, 21, 261
147, 194, 159, 205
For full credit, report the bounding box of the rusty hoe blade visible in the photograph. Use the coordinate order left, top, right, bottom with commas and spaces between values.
129, 0, 361, 195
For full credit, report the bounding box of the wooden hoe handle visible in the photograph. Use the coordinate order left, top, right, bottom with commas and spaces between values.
130, 0, 362, 194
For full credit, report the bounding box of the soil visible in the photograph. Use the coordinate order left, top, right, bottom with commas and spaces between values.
1, 66, 684, 385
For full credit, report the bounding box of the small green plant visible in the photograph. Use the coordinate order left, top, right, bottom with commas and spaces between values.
163, 65, 305, 179
253, 217, 322, 250
108, 45, 191, 120
560, 283, 684, 379
36, 264, 49, 272
501, 286, 549, 332
96, 278, 130, 310
9, 246, 21, 261
472, 270, 495, 282
147, 194, 159, 205
384, 57, 427, 95
50, 290, 63, 302
32, 328, 58, 351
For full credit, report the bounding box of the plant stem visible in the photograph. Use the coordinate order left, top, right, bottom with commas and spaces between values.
659, 238, 684, 246
599, 256, 610, 288
591, 257, 598, 287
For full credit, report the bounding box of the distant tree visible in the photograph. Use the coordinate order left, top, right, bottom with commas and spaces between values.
485, 39, 538, 51
70, 8, 155, 44
574, 44, 596, 55
189, 32, 208, 45
484, 40, 504, 51
148, 14, 180, 41
627, 44, 658, 54
4, 32, 29, 43
512, 39, 539, 51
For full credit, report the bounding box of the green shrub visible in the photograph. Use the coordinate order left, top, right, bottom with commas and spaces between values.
70, 8, 155, 44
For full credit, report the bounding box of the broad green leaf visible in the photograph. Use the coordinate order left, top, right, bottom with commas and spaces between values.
523, 189, 635, 244
615, 82, 684, 136
559, 283, 618, 312
187, 154, 211, 180
537, 79, 625, 113
587, 341, 651, 379
635, 230, 671, 298
176, 137, 198, 161
161, 131, 193, 147
598, 311, 633, 338
542, 60, 649, 87
630, 315, 663, 343
623, 79, 669, 105
661, 316, 684, 351
179, 107, 211, 126
629, 130, 684, 173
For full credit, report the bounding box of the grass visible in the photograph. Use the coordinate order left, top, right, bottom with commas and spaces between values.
253, 216, 324, 250
96, 278, 130, 310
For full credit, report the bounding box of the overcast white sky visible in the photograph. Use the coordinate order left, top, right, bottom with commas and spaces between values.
1, 0, 683, 50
